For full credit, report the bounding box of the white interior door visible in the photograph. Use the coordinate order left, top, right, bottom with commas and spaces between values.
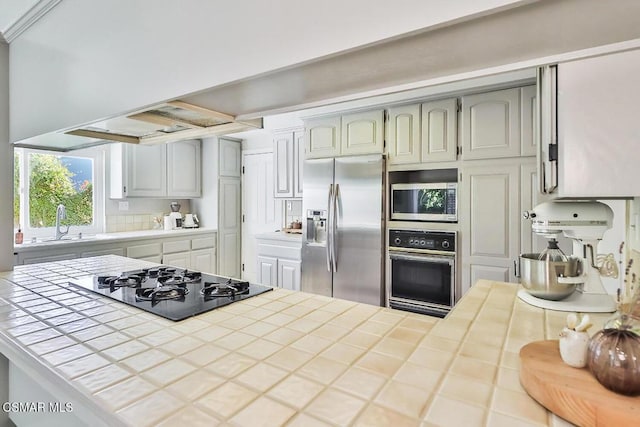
241, 151, 283, 281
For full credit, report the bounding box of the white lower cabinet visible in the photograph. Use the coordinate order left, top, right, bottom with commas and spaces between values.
161, 234, 217, 273
15, 233, 217, 274
191, 248, 216, 274
255, 235, 301, 290
162, 252, 191, 269
257, 256, 278, 287
278, 259, 302, 291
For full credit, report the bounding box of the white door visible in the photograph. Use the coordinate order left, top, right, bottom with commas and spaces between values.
241, 151, 283, 282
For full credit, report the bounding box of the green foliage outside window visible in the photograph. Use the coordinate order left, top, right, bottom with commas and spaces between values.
16, 153, 93, 228
13, 152, 20, 227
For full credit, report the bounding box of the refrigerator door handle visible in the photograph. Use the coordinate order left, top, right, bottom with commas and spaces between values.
326, 184, 333, 272
331, 183, 339, 273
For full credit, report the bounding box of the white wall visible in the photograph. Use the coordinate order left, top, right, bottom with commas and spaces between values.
8, 0, 528, 141
0, 41, 12, 271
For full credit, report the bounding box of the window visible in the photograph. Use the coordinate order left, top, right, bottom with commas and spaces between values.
14, 147, 105, 239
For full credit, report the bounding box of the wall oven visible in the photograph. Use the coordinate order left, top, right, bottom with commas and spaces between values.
388, 230, 456, 317
391, 182, 457, 222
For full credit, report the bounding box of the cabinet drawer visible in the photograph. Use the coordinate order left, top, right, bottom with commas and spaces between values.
163, 240, 191, 254
191, 236, 216, 250
127, 243, 162, 259
256, 243, 301, 260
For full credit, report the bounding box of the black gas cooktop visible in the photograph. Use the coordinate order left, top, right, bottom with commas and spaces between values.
68, 266, 272, 321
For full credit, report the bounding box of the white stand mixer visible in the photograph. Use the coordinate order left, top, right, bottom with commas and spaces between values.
518, 201, 617, 313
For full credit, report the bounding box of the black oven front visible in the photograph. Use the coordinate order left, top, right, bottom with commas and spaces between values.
388, 230, 456, 318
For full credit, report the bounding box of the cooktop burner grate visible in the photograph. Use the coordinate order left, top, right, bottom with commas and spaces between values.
200, 278, 250, 298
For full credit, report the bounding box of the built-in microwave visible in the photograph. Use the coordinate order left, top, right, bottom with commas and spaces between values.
391, 182, 457, 222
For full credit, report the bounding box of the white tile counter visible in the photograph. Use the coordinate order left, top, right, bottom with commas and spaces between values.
254, 231, 302, 243
0, 255, 610, 426
14, 228, 218, 253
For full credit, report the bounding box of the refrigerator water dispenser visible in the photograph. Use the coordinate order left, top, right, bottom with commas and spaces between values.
306, 210, 327, 244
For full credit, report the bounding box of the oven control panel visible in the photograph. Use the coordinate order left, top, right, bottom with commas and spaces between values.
389, 230, 456, 252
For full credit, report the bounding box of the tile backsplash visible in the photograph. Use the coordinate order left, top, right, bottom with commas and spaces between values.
284, 200, 302, 228
106, 214, 163, 233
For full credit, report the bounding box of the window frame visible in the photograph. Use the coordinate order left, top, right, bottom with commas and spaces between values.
15, 146, 105, 239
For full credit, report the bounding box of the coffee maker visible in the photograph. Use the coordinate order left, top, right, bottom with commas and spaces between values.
518, 201, 617, 313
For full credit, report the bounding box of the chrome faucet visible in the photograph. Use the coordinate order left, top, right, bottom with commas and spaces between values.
55, 204, 70, 240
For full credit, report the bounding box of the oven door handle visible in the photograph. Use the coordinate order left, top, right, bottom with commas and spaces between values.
389, 252, 454, 265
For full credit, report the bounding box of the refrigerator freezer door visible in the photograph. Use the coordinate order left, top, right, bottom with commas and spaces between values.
301, 158, 334, 297
333, 155, 384, 306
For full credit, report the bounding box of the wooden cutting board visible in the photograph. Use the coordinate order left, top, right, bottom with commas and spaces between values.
519, 340, 640, 427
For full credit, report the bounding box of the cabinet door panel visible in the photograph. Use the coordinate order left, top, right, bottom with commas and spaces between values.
341, 110, 384, 155
191, 248, 216, 274
126, 144, 166, 197
305, 116, 340, 158
520, 85, 537, 157
294, 130, 304, 197
163, 252, 190, 269
80, 247, 125, 258
218, 177, 241, 278
470, 264, 511, 284
421, 98, 458, 162
461, 88, 520, 160
387, 104, 420, 164
219, 138, 242, 177
278, 259, 301, 291
461, 163, 520, 294
273, 132, 294, 198
257, 256, 278, 286
167, 140, 201, 197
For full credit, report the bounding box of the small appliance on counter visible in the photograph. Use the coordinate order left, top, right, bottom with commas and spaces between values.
68, 266, 272, 321
517, 201, 617, 313
169, 201, 182, 229
183, 213, 199, 228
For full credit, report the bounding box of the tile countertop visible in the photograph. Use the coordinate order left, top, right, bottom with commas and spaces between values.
13, 227, 218, 253
255, 231, 303, 243
0, 255, 611, 427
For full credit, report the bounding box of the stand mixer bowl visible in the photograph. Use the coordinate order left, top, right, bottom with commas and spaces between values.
519, 253, 583, 300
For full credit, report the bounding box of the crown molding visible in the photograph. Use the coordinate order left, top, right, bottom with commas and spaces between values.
3, 0, 61, 43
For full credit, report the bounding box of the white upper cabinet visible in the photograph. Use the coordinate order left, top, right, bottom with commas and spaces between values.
305, 109, 383, 159
520, 85, 537, 157
387, 98, 457, 165
387, 104, 421, 164
305, 116, 341, 159
421, 98, 458, 163
546, 49, 640, 197
461, 88, 521, 160
340, 110, 384, 156
274, 131, 294, 198
294, 130, 304, 197
167, 140, 202, 198
219, 137, 242, 177
110, 139, 202, 198
273, 129, 304, 199
126, 144, 167, 197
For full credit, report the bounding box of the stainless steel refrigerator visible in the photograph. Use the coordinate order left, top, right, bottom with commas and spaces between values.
301, 155, 385, 306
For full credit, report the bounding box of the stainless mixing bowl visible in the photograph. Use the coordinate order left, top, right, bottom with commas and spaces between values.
518, 253, 583, 300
